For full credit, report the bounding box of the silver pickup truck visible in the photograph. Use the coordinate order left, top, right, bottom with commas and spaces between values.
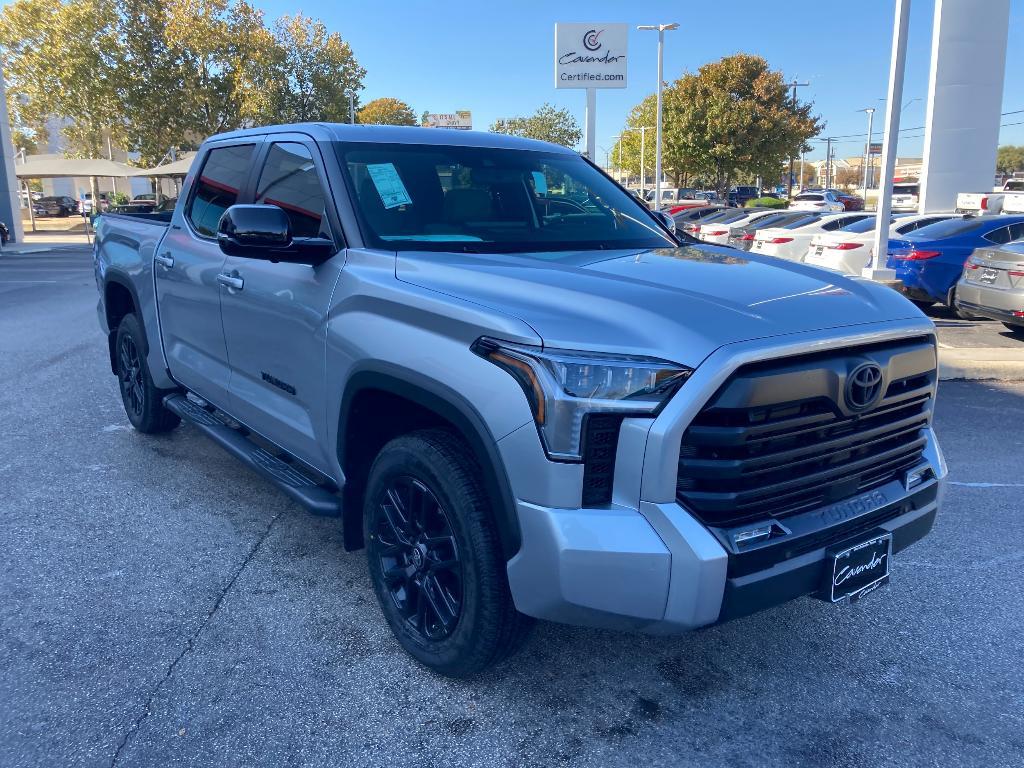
94, 124, 947, 676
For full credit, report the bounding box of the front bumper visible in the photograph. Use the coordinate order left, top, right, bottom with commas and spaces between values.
503, 319, 945, 632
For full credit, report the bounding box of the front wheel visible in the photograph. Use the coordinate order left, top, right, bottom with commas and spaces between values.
364, 430, 531, 677
115, 314, 180, 433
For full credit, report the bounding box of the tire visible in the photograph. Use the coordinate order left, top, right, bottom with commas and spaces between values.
364, 429, 532, 677
910, 299, 934, 311
114, 314, 180, 433
1003, 322, 1024, 336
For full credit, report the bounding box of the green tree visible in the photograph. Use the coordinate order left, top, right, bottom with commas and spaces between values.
271, 13, 365, 123
490, 103, 581, 148
0, 0, 123, 157
663, 54, 822, 197
358, 97, 417, 126
996, 145, 1024, 175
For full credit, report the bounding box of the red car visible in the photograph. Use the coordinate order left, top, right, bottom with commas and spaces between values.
830, 189, 865, 211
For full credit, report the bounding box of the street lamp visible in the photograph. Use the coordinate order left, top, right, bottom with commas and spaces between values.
637, 22, 678, 211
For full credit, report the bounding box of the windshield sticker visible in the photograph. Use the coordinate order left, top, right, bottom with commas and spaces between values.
531, 171, 548, 195
367, 163, 412, 209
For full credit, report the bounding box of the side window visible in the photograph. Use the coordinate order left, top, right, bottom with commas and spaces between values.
822, 218, 847, 231
255, 142, 331, 239
186, 144, 254, 237
1007, 222, 1024, 242
984, 225, 1013, 245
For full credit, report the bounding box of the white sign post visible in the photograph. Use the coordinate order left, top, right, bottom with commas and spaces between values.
554, 23, 628, 160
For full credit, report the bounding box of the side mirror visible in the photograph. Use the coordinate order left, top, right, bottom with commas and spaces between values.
652, 210, 677, 236
217, 204, 334, 264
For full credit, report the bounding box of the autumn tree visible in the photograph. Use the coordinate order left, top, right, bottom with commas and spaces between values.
490, 103, 581, 148
271, 14, 365, 123
0, 0, 366, 166
358, 97, 417, 126
662, 54, 821, 198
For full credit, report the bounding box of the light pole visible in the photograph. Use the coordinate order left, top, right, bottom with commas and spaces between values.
616, 126, 654, 190
638, 23, 678, 210
859, 107, 876, 200
785, 78, 809, 197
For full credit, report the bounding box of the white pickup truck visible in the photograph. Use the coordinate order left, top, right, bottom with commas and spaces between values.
955, 178, 1024, 215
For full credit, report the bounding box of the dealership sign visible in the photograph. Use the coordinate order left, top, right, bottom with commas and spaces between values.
422, 111, 472, 130
554, 23, 628, 89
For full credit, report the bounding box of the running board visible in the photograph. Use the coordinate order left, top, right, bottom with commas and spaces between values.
164, 393, 343, 517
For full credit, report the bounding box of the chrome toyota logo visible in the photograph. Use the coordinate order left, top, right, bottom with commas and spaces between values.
845, 362, 883, 411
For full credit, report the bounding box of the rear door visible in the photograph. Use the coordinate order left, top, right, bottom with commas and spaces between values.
156, 142, 258, 407
218, 137, 345, 471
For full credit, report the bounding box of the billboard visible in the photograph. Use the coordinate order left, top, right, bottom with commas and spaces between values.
554, 23, 628, 89
422, 111, 472, 130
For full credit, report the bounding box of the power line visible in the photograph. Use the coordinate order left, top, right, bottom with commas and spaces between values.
811, 108, 1024, 141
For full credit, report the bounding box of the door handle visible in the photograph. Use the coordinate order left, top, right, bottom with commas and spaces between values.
217, 272, 244, 291
154, 252, 174, 268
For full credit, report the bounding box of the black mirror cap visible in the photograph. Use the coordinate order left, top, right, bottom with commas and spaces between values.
653, 210, 677, 236
218, 204, 292, 254
217, 204, 336, 264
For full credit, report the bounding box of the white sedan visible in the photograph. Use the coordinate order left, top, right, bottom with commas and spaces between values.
790, 191, 845, 212
697, 209, 783, 245
804, 213, 957, 274
750, 212, 872, 261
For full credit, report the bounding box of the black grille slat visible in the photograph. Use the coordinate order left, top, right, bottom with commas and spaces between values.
676, 339, 935, 527
680, 410, 930, 479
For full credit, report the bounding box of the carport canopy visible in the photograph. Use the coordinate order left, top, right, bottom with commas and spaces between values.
133, 155, 195, 177
14, 157, 139, 178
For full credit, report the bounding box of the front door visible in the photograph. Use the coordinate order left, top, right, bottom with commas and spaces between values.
219, 139, 344, 472
156, 142, 258, 408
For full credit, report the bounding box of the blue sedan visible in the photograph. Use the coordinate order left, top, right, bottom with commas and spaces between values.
886, 215, 1024, 313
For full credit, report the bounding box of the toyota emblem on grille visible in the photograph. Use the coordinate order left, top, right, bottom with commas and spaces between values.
845, 362, 883, 411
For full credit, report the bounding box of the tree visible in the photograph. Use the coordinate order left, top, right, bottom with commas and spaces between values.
662, 54, 822, 197
0, 0, 123, 157
996, 145, 1024, 175
358, 97, 416, 126
835, 167, 861, 188
490, 103, 581, 148
271, 14, 365, 123
1, 0, 366, 167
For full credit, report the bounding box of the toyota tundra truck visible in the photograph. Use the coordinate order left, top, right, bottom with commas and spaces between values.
93, 124, 947, 677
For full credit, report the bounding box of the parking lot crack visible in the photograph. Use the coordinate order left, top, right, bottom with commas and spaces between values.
108, 510, 283, 767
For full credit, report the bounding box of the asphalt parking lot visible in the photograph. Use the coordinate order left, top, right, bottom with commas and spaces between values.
2, 245, 1023, 768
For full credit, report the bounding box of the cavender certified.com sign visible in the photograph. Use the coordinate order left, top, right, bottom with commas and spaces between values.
554, 23, 628, 89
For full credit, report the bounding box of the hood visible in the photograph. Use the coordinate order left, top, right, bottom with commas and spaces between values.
396, 245, 924, 368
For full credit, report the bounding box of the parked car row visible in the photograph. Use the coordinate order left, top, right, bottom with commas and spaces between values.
674, 205, 1024, 334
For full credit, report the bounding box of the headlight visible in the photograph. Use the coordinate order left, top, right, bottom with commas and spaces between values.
473, 337, 692, 460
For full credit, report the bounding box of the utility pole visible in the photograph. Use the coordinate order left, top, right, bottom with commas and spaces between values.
824, 137, 834, 188
859, 107, 876, 201
785, 77, 810, 198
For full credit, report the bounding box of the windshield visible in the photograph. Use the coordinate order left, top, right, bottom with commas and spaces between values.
336, 142, 674, 253
1005, 180, 1024, 191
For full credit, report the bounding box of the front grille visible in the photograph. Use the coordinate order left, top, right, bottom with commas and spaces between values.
676, 338, 935, 528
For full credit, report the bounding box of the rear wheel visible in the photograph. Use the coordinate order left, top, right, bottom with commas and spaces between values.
364, 429, 531, 677
115, 314, 180, 433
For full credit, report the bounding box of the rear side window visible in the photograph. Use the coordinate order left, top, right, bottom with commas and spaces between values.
897, 216, 948, 234
795, 194, 824, 201
186, 144, 255, 237
255, 142, 332, 239
822, 215, 868, 231
983, 222, 1024, 245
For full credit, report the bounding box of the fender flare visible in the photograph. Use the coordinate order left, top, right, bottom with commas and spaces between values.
338, 365, 522, 559
102, 271, 150, 374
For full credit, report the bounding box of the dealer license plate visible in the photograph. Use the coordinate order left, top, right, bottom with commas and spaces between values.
978, 268, 999, 284
826, 532, 892, 602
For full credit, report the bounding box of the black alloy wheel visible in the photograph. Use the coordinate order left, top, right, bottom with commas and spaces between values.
372, 475, 463, 641
118, 333, 145, 419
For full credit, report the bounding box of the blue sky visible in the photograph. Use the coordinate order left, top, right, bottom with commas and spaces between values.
251, 0, 1024, 163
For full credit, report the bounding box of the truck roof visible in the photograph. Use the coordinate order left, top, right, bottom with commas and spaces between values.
205, 123, 577, 154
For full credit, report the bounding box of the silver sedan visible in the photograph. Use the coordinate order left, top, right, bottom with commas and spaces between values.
955, 240, 1024, 334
